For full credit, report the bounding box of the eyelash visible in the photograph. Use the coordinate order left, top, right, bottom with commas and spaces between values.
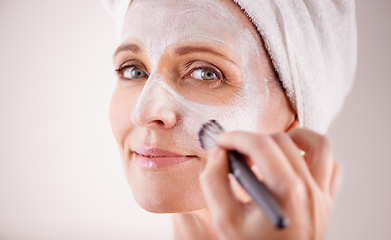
115, 63, 149, 79
115, 64, 137, 74
184, 61, 225, 82
114, 65, 130, 74
190, 67, 222, 79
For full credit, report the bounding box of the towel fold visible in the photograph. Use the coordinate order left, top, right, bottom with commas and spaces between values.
102, 0, 357, 133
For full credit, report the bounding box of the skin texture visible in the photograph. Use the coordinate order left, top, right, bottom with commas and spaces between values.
109, 0, 342, 239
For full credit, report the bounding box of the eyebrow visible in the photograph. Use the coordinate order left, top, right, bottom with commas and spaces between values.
113, 43, 141, 58
175, 46, 236, 64
113, 44, 237, 65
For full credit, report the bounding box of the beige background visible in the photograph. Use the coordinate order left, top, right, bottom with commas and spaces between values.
0, 0, 390, 239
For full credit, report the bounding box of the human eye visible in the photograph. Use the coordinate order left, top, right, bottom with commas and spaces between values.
190, 68, 220, 81
115, 62, 148, 80
185, 61, 224, 84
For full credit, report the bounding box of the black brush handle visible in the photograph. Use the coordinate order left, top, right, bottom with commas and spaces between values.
228, 150, 289, 229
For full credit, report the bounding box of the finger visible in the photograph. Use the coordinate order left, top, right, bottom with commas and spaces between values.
217, 131, 299, 199
199, 146, 244, 226
271, 133, 314, 184
288, 129, 334, 191
329, 161, 343, 201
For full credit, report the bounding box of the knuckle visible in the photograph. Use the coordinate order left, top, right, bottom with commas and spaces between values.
318, 135, 332, 153
291, 181, 306, 197
311, 187, 324, 202
310, 187, 329, 212
236, 133, 267, 152
252, 134, 272, 147
286, 179, 307, 204
272, 132, 289, 144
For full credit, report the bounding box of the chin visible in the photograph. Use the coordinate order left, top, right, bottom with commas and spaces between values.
134, 195, 206, 214
126, 159, 207, 213
130, 181, 207, 213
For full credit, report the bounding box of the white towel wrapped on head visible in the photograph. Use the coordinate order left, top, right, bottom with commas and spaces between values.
102, 0, 357, 133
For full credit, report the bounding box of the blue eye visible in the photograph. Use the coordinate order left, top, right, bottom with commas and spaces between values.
118, 66, 148, 79
124, 67, 148, 79
191, 69, 218, 81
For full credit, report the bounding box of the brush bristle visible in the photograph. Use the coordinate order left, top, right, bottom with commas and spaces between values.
198, 119, 225, 152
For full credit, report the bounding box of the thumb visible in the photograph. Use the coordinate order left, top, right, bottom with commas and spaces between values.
200, 146, 243, 225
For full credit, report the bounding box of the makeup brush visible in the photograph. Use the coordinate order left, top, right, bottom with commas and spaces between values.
198, 119, 289, 229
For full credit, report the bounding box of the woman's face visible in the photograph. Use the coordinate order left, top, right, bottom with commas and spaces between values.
110, 0, 295, 213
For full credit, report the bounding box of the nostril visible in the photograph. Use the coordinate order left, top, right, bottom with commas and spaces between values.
144, 119, 166, 127
154, 120, 165, 125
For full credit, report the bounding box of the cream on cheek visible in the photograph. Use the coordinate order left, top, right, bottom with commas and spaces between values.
122, 0, 270, 151
132, 73, 268, 152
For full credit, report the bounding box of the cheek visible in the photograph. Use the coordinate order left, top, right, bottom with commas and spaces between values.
109, 87, 136, 146
257, 87, 296, 133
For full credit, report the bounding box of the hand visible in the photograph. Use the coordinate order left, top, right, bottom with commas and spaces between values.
199, 128, 343, 240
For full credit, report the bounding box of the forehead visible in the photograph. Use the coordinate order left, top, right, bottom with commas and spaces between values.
121, 0, 247, 48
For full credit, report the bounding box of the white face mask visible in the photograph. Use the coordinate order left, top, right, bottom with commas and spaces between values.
120, 0, 269, 151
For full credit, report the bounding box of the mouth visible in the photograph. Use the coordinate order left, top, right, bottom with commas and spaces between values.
132, 146, 198, 169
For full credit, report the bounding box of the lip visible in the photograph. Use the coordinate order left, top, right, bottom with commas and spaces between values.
132, 146, 197, 169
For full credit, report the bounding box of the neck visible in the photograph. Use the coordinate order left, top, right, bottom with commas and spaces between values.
172, 208, 218, 240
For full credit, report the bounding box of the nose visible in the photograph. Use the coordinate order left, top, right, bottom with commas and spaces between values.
130, 74, 178, 129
